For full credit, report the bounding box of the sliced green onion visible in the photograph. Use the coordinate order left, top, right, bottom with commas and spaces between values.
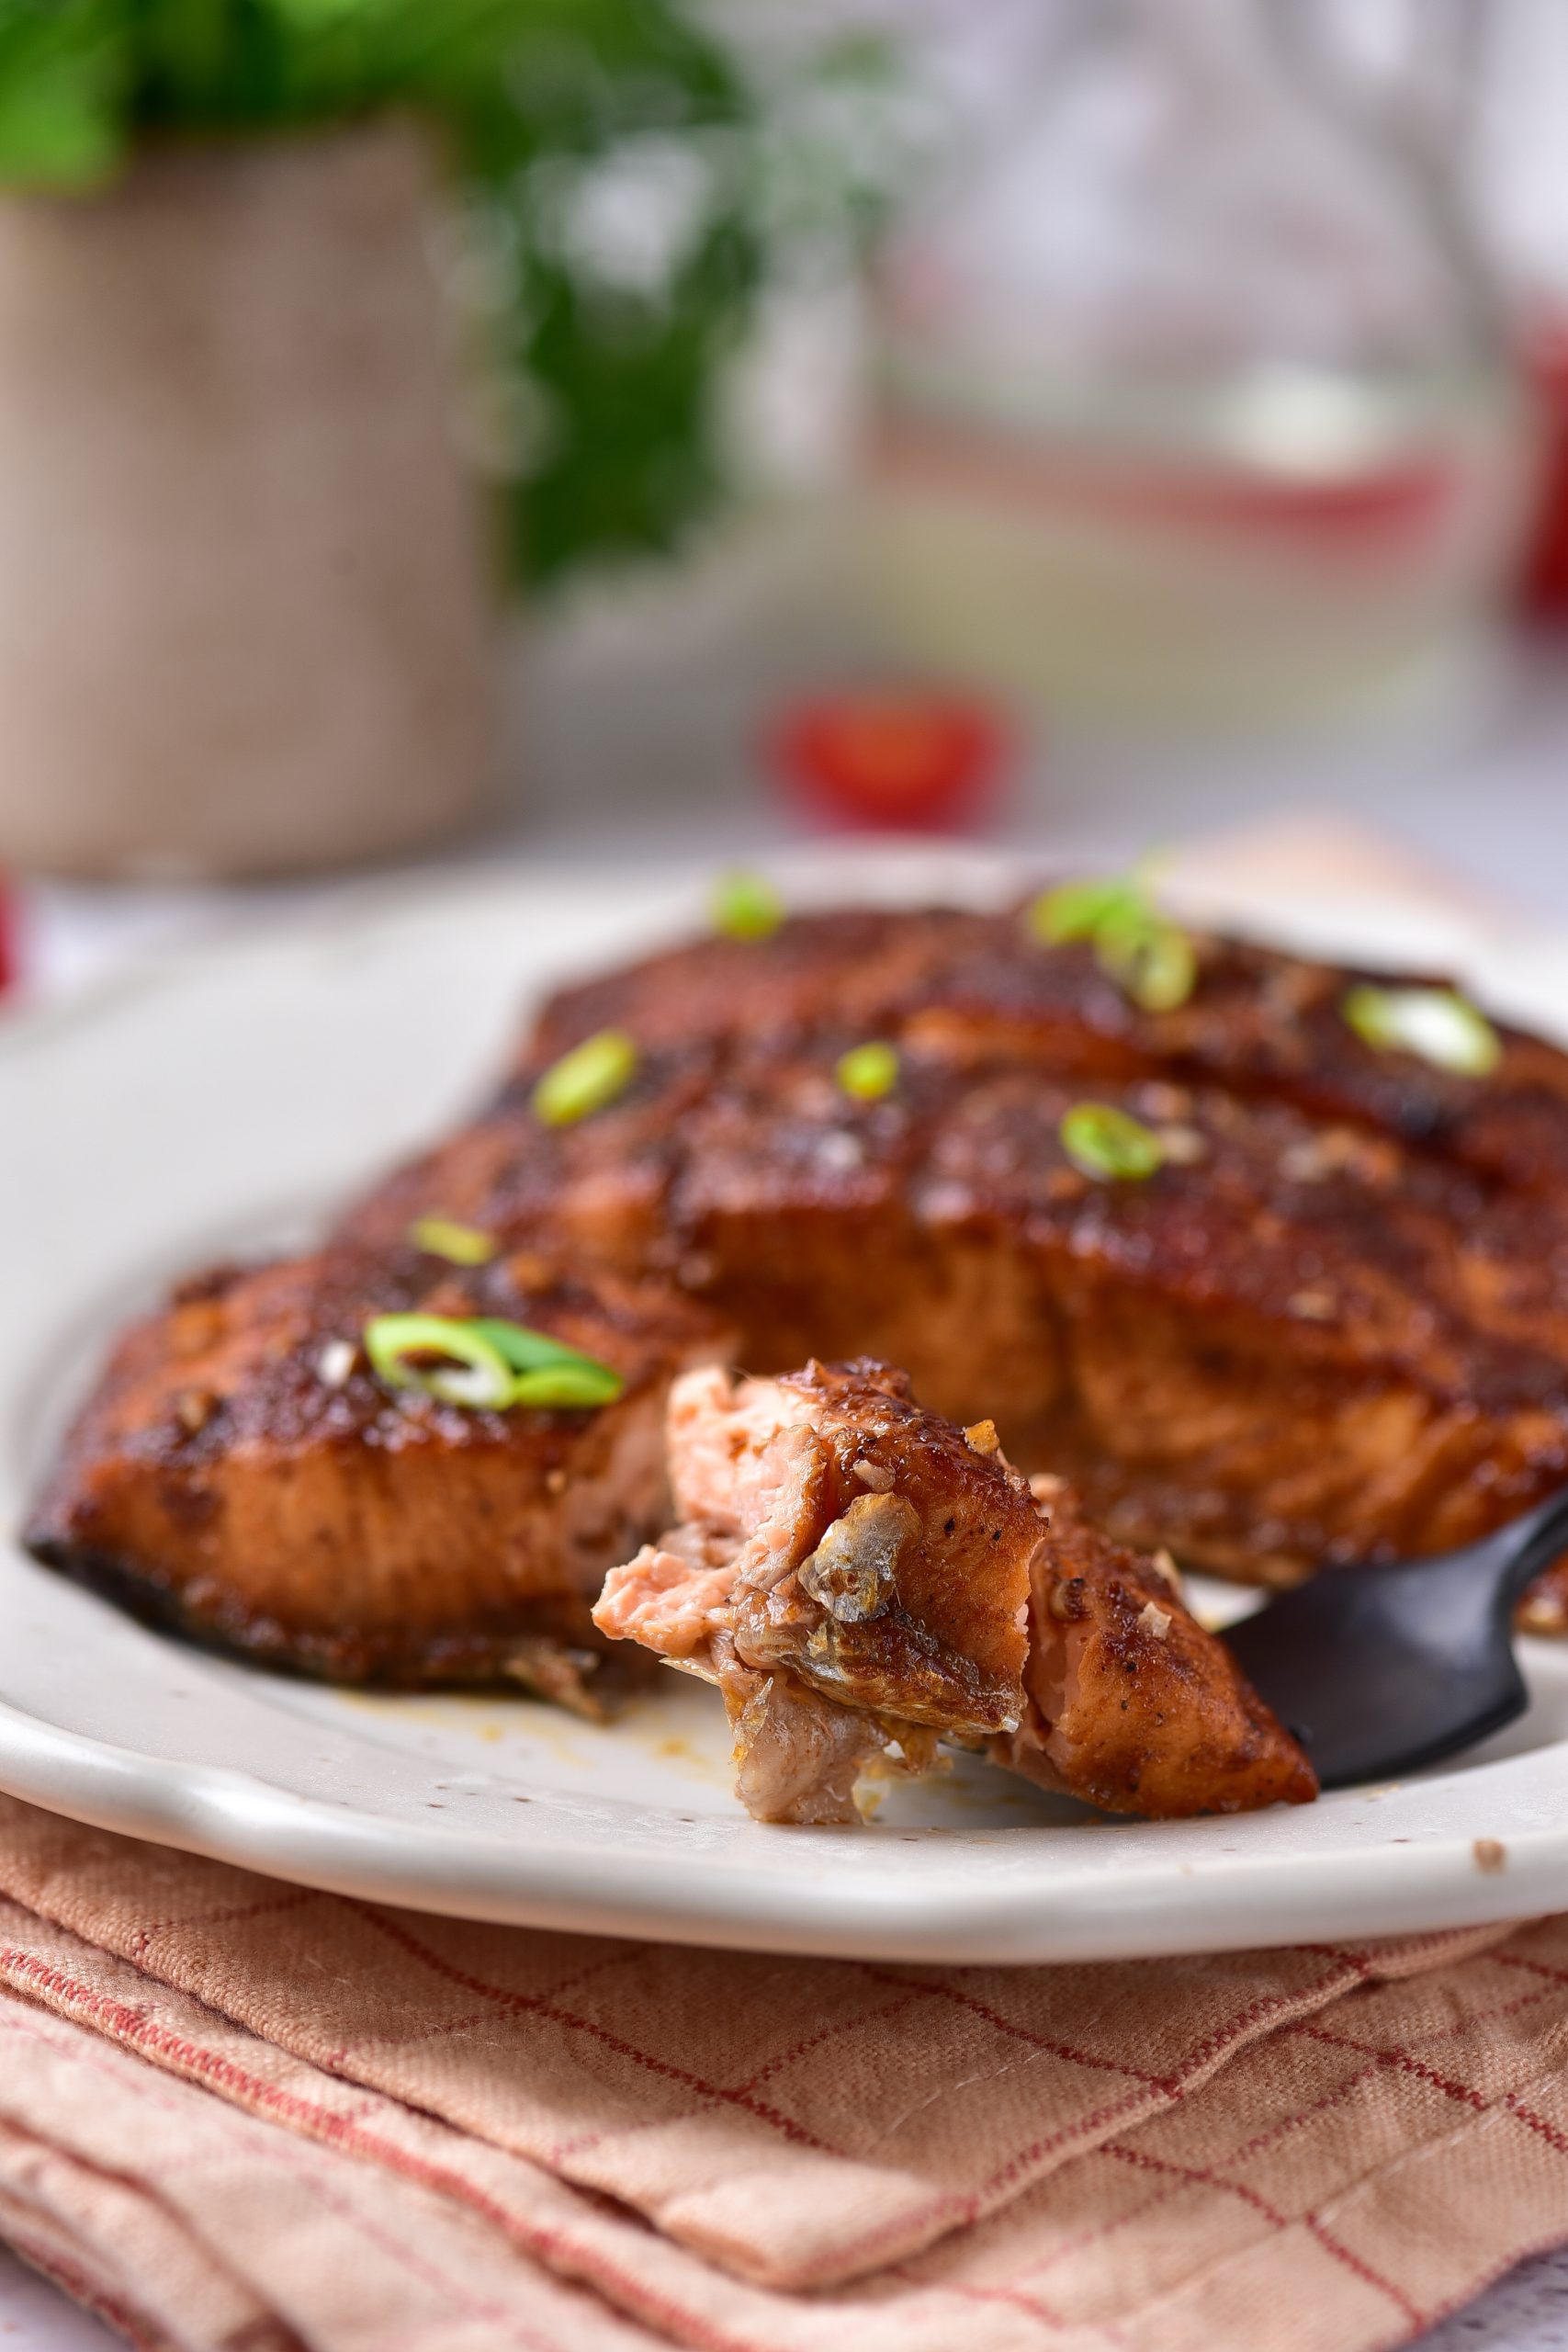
1342, 984, 1501, 1078
468, 1317, 621, 1391
1060, 1102, 1166, 1182
510, 1362, 625, 1408
364, 1313, 625, 1412
1028, 872, 1145, 946
532, 1028, 638, 1126
364, 1314, 517, 1410
836, 1040, 900, 1101
1094, 907, 1198, 1014
1027, 859, 1195, 1013
712, 869, 784, 941
408, 1216, 496, 1266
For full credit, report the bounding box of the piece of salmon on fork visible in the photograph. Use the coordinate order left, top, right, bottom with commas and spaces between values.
594, 1359, 1317, 1825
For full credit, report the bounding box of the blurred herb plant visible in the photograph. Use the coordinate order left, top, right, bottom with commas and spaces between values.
0, 0, 896, 586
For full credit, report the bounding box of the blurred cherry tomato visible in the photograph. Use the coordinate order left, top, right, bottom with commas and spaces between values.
768, 689, 1006, 833
1519, 325, 1568, 619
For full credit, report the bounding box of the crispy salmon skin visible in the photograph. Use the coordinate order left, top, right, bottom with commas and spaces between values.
594, 1360, 1316, 1824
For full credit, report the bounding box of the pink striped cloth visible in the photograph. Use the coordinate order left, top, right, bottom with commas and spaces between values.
1, 1796, 1567, 2352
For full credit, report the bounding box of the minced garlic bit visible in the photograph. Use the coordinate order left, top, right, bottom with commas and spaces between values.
964, 1418, 1000, 1455
1138, 1600, 1173, 1641
852, 1458, 896, 1491
175, 1387, 216, 1433
1156, 1122, 1208, 1166
317, 1339, 356, 1389
1149, 1546, 1181, 1590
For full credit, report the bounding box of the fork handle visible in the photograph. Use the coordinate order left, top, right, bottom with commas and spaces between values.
1489, 1485, 1568, 1615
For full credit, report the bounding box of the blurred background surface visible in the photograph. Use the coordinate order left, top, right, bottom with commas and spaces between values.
0, 0, 1563, 983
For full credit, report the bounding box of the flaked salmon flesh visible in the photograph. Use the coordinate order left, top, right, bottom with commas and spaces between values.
595, 1360, 1316, 1824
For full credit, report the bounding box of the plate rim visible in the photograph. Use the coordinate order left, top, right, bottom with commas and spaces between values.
3, 855, 1564, 1963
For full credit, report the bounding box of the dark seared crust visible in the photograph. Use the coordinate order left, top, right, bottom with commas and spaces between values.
761, 1363, 1316, 1814
522, 907, 1568, 1197
336, 910, 1568, 1606
596, 1358, 1316, 1819
1004, 1485, 1317, 1816
27, 1245, 728, 1686
32, 896, 1568, 1702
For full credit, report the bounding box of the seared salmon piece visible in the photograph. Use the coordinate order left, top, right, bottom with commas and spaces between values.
524, 905, 1568, 1195
27, 1245, 728, 1697
594, 1360, 1316, 1824
336, 905, 1568, 1624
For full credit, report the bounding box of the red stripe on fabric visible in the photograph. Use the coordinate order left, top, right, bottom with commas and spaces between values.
0, 1988, 566, 2352
827, 1955, 1369, 2274
1302, 2217, 1426, 2327
1502, 2091, 1568, 2158
548, 1988, 931, 2167
1298, 2024, 1488, 2111
1104, 2138, 1291, 2228
881, 2262, 1068, 2329
853, 1962, 1174, 2088
130, 1889, 319, 1962
1107, 2141, 1426, 2326
1495, 1949, 1568, 1992
0, 2224, 180, 2352
344, 1904, 834, 2154
0, 1946, 775, 2352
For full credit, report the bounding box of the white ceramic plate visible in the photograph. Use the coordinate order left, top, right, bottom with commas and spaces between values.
6, 851, 1568, 1965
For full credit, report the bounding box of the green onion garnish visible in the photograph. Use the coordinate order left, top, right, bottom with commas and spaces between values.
408, 1216, 496, 1266
1342, 984, 1501, 1077
836, 1040, 899, 1101
532, 1028, 638, 1126
1029, 872, 1146, 946
1027, 861, 1197, 1014
363, 1314, 624, 1412
712, 869, 784, 941
364, 1315, 518, 1410
511, 1362, 624, 1408
1060, 1102, 1166, 1182
1093, 907, 1197, 1014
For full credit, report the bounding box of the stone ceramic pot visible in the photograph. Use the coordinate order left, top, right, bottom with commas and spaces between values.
0, 116, 496, 879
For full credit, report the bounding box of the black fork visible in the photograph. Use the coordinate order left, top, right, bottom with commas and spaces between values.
1221, 1490, 1568, 1788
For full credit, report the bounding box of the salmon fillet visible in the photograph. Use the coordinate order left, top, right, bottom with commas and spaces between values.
594, 1360, 1317, 1824
26, 1243, 729, 1698
345, 940, 1568, 1611
31, 895, 1568, 1700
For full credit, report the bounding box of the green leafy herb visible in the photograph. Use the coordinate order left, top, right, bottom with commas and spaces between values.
1341, 984, 1501, 1077
1028, 861, 1197, 1014
1060, 1102, 1166, 1182
532, 1028, 638, 1126
364, 1311, 623, 1410
409, 1216, 496, 1266
712, 868, 784, 942
835, 1040, 899, 1102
